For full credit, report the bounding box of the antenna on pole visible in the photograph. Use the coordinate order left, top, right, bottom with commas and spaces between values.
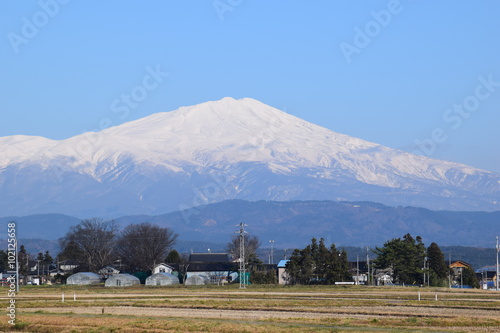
235, 222, 247, 289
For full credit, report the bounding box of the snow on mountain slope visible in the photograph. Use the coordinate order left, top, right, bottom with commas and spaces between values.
0, 97, 499, 217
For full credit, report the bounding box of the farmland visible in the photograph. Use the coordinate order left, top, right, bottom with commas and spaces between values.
2, 285, 500, 332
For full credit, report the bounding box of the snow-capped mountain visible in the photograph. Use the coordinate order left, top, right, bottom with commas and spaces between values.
1, 97, 499, 217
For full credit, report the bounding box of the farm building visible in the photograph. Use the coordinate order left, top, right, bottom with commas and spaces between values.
185, 253, 238, 284
184, 275, 209, 286
66, 272, 101, 285
476, 266, 498, 289
145, 273, 179, 286
153, 263, 175, 274
188, 253, 230, 263
277, 260, 290, 285
105, 274, 140, 287
98, 265, 120, 279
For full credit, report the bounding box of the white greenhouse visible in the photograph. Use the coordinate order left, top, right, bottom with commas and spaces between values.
66, 272, 102, 285
184, 275, 209, 286
105, 274, 140, 287
145, 273, 180, 286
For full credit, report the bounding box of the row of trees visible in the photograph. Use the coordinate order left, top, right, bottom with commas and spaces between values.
59, 218, 178, 273
13, 220, 479, 288
286, 238, 352, 285
283, 234, 479, 287
373, 233, 478, 287
0, 246, 55, 278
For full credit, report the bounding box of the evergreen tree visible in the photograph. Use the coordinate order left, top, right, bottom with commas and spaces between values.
339, 249, 351, 282
58, 240, 82, 261
325, 243, 340, 284
0, 250, 8, 272
286, 238, 351, 285
461, 267, 480, 288
165, 249, 181, 264
300, 245, 315, 284
373, 234, 425, 285
18, 245, 29, 279
43, 251, 54, 265
315, 238, 330, 283
427, 242, 448, 287
287, 246, 314, 285
285, 249, 302, 284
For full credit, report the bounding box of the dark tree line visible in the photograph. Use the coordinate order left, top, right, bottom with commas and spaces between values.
286, 238, 351, 285
373, 233, 478, 287
373, 234, 427, 285
59, 218, 177, 274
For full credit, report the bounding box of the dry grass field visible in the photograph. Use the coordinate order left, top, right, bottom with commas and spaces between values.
2, 284, 500, 332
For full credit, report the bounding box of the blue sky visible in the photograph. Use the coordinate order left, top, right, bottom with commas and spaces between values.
1, 1, 499, 172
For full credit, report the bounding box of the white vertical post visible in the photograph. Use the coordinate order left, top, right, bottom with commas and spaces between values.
435, 293, 438, 301
74, 293, 76, 301
418, 291, 420, 301
356, 255, 359, 285
62, 293, 65, 302
496, 236, 499, 291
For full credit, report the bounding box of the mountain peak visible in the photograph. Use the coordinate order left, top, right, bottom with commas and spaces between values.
174, 97, 294, 126
0, 97, 498, 217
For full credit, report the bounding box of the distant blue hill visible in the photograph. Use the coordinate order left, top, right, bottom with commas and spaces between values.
115, 199, 500, 248
0, 214, 80, 240
1, 200, 499, 250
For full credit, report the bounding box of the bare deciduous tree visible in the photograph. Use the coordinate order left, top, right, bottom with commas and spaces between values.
116, 222, 178, 272
226, 234, 261, 262
59, 218, 118, 272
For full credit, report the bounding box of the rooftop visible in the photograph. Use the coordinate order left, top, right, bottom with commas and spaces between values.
188, 253, 230, 263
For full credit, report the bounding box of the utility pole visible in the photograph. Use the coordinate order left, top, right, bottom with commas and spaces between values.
366, 247, 370, 286
424, 256, 429, 287
37, 259, 40, 285
428, 258, 430, 287
460, 267, 463, 289
448, 253, 451, 289
269, 240, 274, 265
235, 222, 247, 289
423, 257, 426, 287
356, 255, 359, 285
496, 236, 499, 291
